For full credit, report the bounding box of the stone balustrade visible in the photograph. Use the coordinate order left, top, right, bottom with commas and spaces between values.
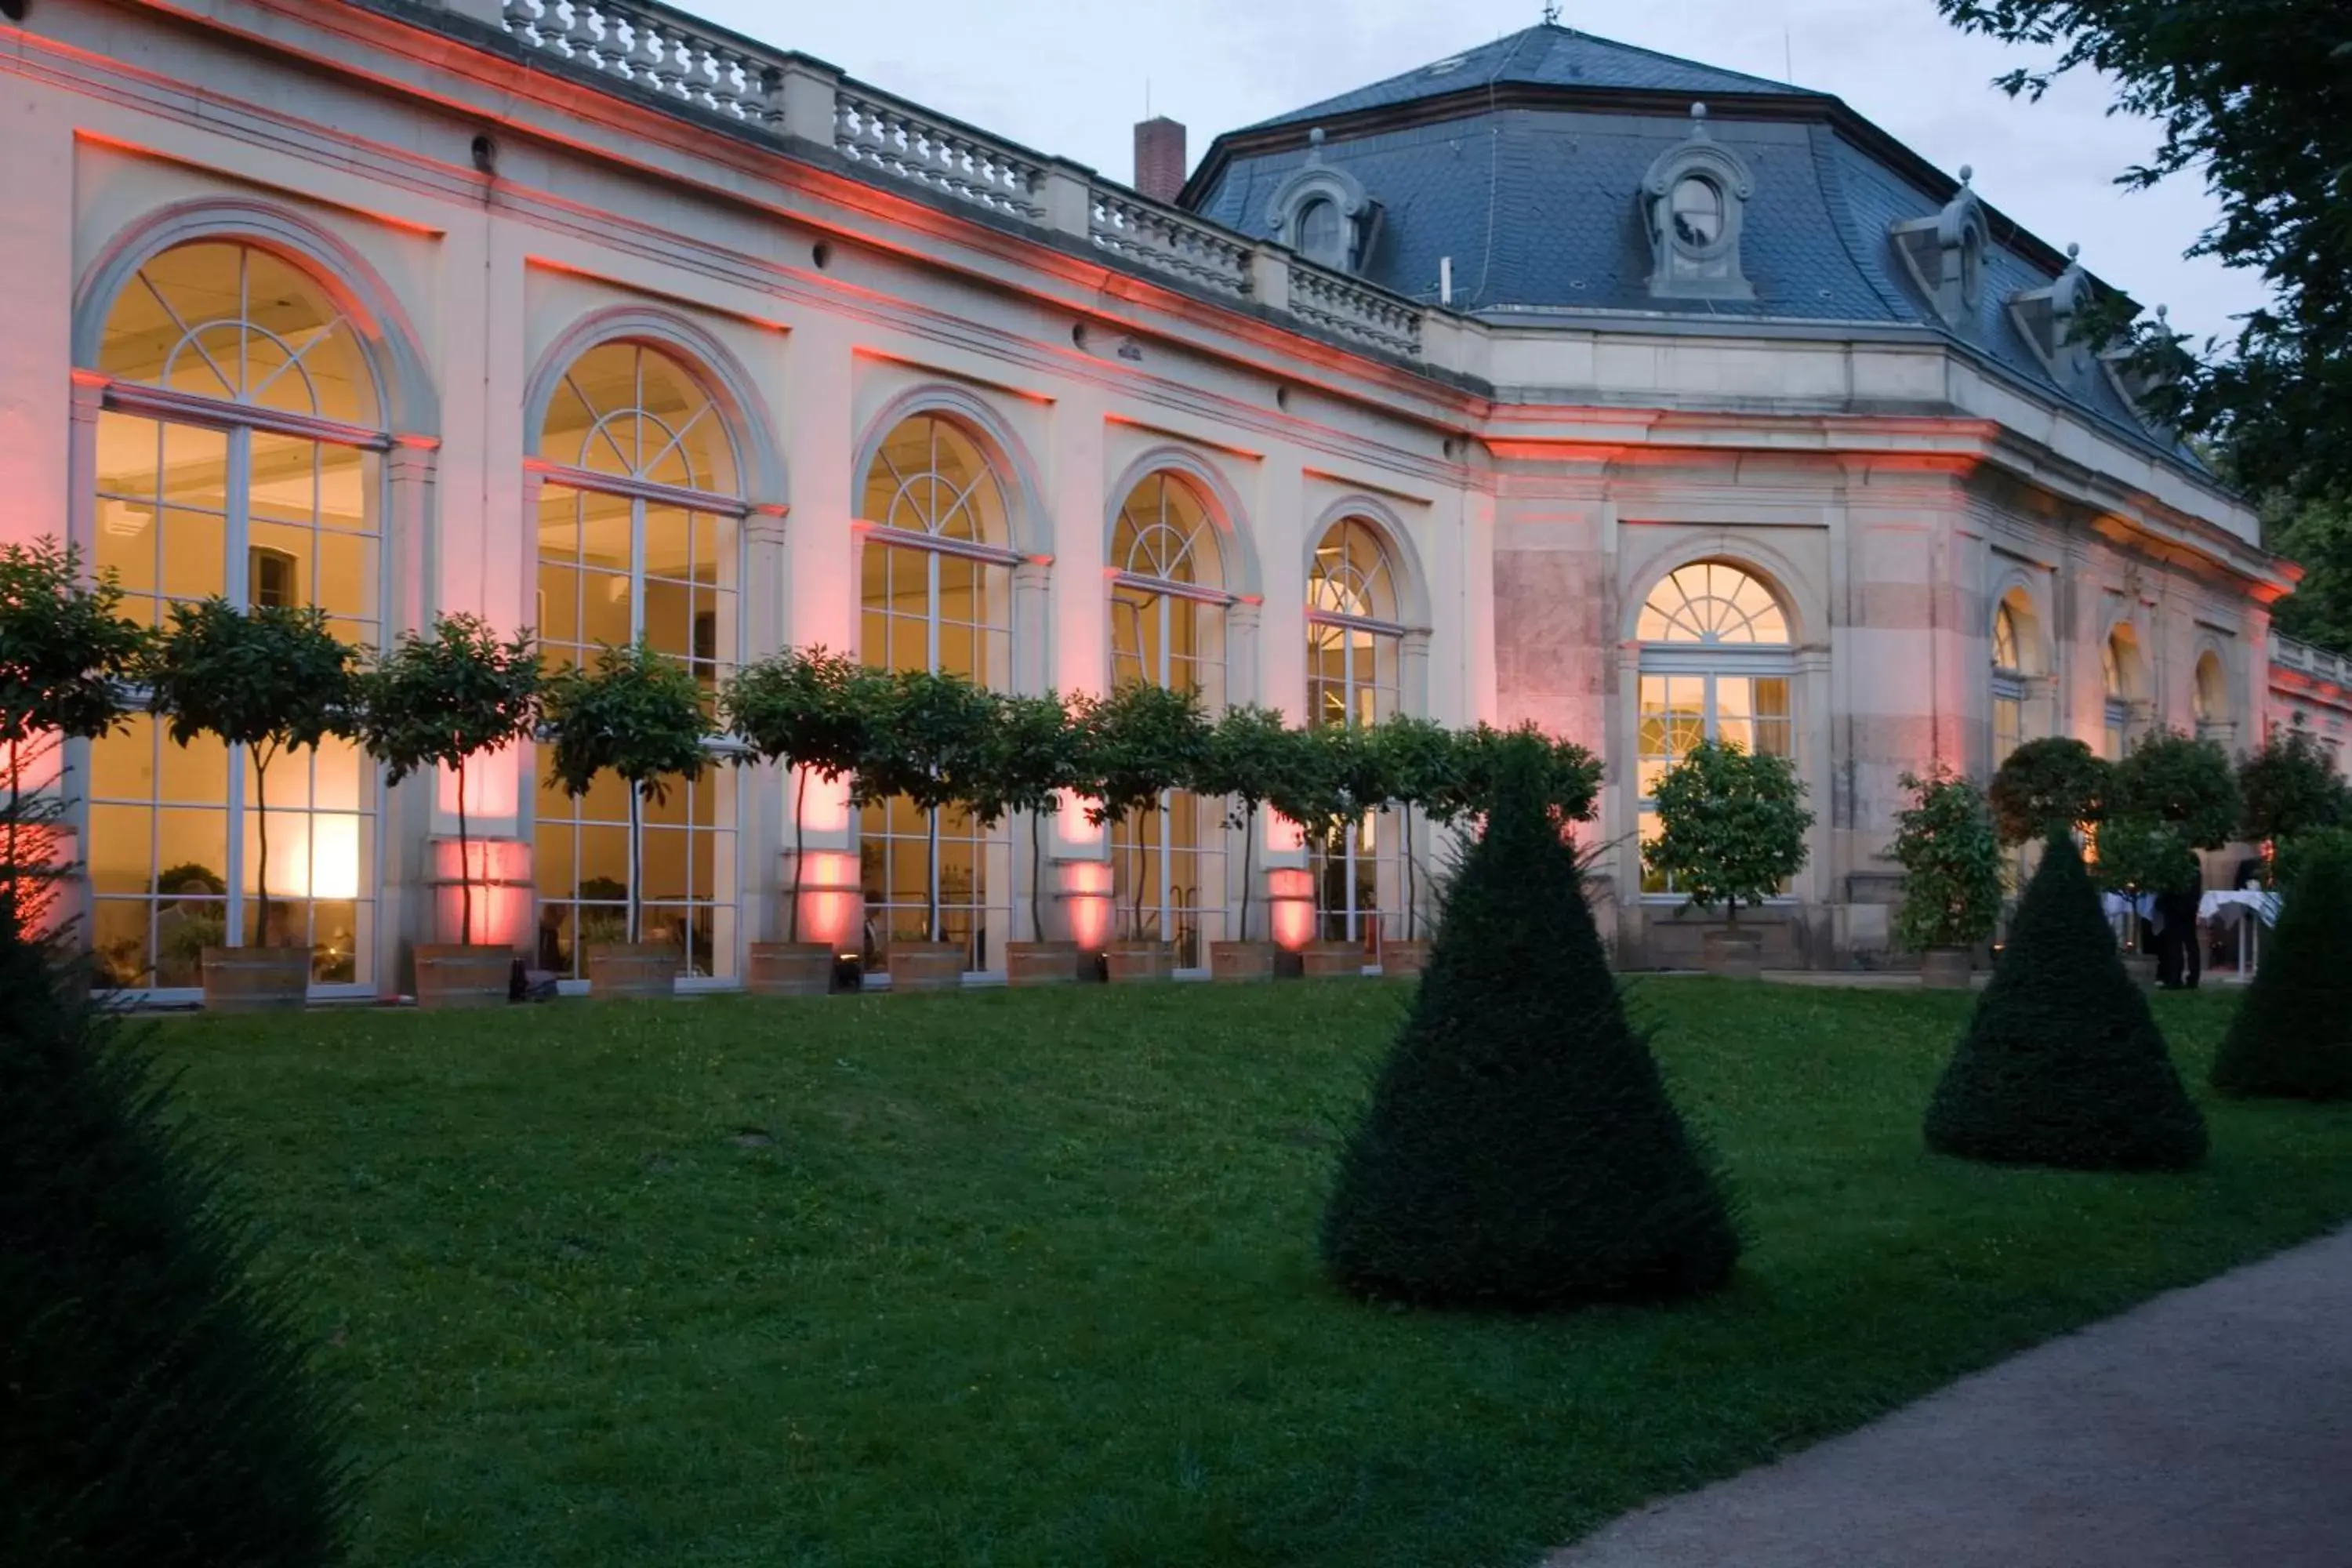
2274, 633, 2348, 688
495, 0, 1431, 359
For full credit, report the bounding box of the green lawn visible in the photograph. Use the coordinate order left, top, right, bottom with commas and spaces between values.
156, 979, 2352, 1568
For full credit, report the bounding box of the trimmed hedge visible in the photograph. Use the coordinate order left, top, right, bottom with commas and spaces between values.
1924, 833, 2207, 1171
0, 927, 351, 1566
1320, 739, 1740, 1307
2212, 843, 2352, 1100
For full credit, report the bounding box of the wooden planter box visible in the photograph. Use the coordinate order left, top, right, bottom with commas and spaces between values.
1380, 938, 1433, 978
1919, 947, 1973, 991
586, 942, 681, 1000
201, 946, 310, 1012
747, 942, 836, 997
884, 940, 964, 993
1005, 940, 1082, 987
1104, 940, 1173, 983
1209, 940, 1278, 982
1301, 941, 1366, 978
1700, 929, 1766, 980
414, 944, 513, 1010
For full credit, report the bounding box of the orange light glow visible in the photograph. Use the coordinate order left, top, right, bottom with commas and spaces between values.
797, 770, 854, 833
437, 744, 522, 822
1059, 858, 1115, 949
1268, 866, 1315, 951
1056, 790, 1105, 847
428, 835, 533, 947
788, 848, 861, 946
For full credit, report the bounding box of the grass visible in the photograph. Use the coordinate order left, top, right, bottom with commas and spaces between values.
153, 979, 2352, 1568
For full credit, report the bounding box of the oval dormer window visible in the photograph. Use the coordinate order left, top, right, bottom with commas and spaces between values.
1671, 176, 1725, 249
1296, 197, 1342, 266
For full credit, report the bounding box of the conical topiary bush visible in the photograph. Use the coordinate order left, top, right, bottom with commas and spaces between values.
2211, 842, 2352, 1100
0, 924, 352, 1565
1319, 737, 1740, 1307
1924, 833, 2206, 1171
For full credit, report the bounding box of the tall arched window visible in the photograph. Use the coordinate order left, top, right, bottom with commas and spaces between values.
88, 240, 386, 995
1635, 561, 1794, 893
1307, 515, 1404, 943
858, 414, 1017, 972
533, 340, 741, 982
2103, 626, 2143, 760
1109, 471, 1229, 964
2194, 650, 2230, 742
1991, 590, 2042, 767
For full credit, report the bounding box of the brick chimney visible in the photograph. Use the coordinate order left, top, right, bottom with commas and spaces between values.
1134, 117, 1188, 204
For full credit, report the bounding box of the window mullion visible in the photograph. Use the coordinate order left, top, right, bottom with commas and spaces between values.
629, 497, 647, 644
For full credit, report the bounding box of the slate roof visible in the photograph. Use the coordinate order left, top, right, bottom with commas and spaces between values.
1246, 25, 1820, 130
1190, 24, 2190, 466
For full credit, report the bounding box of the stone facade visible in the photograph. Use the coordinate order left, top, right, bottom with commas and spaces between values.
0, 0, 2327, 995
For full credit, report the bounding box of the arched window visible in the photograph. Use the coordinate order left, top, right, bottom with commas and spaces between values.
857, 414, 1018, 972
2194, 650, 2230, 740
2103, 626, 2143, 760
534, 340, 742, 983
88, 240, 386, 996
1991, 590, 2042, 767
1307, 515, 1405, 943
1109, 471, 1230, 964
1296, 198, 1342, 266
1636, 562, 1794, 894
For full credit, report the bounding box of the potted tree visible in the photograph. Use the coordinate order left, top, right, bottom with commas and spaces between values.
2239, 720, 2347, 865
145, 597, 358, 1011
970, 689, 1087, 987
1081, 680, 1207, 982
854, 667, 994, 992
2110, 728, 2241, 989
1269, 723, 1374, 978
1373, 715, 1461, 976
1642, 739, 1813, 978
355, 613, 540, 1008
1194, 704, 1298, 982
0, 539, 149, 938
1889, 767, 2003, 989
721, 647, 870, 996
540, 641, 710, 1000
1988, 735, 2111, 848
2090, 813, 2198, 991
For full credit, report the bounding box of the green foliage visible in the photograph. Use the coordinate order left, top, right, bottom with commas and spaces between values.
2267, 499, 2352, 656
852, 669, 996, 943
1935, 0, 2352, 510
2212, 840, 2352, 1100
0, 924, 350, 1565
1193, 705, 1306, 943
2090, 814, 2201, 898
2111, 727, 2240, 850
2238, 721, 2347, 843
146, 598, 359, 949
356, 615, 540, 946
1925, 833, 2207, 1171
1321, 735, 1740, 1308
1076, 681, 1208, 940
1437, 721, 1602, 828
2272, 825, 2352, 891
721, 648, 873, 943
1889, 768, 2005, 951
541, 642, 710, 944
1642, 739, 1812, 920
1376, 716, 1464, 940
971, 691, 1083, 945
1987, 736, 2111, 845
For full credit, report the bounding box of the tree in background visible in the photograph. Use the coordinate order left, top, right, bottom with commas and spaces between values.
1320, 732, 1739, 1307
1889, 768, 2005, 954
2212, 837, 2352, 1102
1642, 739, 1812, 927
1988, 737, 2111, 847
144, 600, 358, 952
540, 641, 710, 947
1, 923, 351, 1564
2263, 499, 2352, 657
356, 615, 541, 947
0, 539, 148, 925
721, 648, 873, 945
851, 668, 996, 946
2111, 728, 2241, 853
1192, 704, 1305, 946
1926, 833, 2206, 1171
968, 690, 1083, 946
2238, 721, 2347, 848
1935, 1, 2352, 513
1074, 681, 1208, 944
1374, 716, 1463, 942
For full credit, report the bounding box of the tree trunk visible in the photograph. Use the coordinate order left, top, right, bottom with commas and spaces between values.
789, 764, 808, 944
926, 803, 942, 943
251, 746, 272, 948
627, 786, 642, 944
1239, 800, 1256, 942
456, 756, 473, 946
1030, 809, 1046, 945
1404, 806, 1417, 942
6, 736, 20, 929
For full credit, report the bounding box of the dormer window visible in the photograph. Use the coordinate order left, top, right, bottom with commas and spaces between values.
1891, 165, 1993, 329
1640, 103, 1755, 302
1266, 128, 1380, 275
2010, 241, 2097, 383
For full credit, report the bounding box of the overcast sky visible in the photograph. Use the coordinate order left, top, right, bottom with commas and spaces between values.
690, 0, 2268, 345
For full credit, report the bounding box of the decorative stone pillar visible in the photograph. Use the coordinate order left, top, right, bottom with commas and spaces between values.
1400, 628, 1433, 720
1012, 557, 1053, 698
1226, 598, 1264, 710
379, 437, 443, 991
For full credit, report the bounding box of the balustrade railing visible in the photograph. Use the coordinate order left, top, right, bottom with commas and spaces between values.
493, 0, 1428, 358
2274, 633, 2349, 688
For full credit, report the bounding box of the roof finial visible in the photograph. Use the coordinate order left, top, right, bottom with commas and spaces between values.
1958, 164, 1974, 187
1690, 101, 1708, 122
1542, 1, 1562, 24
2066, 241, 2082, 263
1306, 125, 1326, 165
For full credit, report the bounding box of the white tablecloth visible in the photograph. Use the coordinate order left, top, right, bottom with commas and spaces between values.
2199, 889, 2280, 929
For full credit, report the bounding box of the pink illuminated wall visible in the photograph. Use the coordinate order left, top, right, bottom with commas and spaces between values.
1058, 857, 1114, 949
427, 836, 533, 949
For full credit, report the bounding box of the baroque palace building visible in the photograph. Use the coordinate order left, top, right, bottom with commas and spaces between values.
4, 0, 2344, 996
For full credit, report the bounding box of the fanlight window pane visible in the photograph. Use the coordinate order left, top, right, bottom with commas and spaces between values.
1671, 177, 1725, 247
1298, 198, 1341, 260
861, 416, 1008, 545
1636, 563, 1788, 645
1308, 517, 1398, 623
1993, 604, 2020, 673
97, 241, 376, 426
541, 342, 739, 497
1113, 474, 1221, 590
